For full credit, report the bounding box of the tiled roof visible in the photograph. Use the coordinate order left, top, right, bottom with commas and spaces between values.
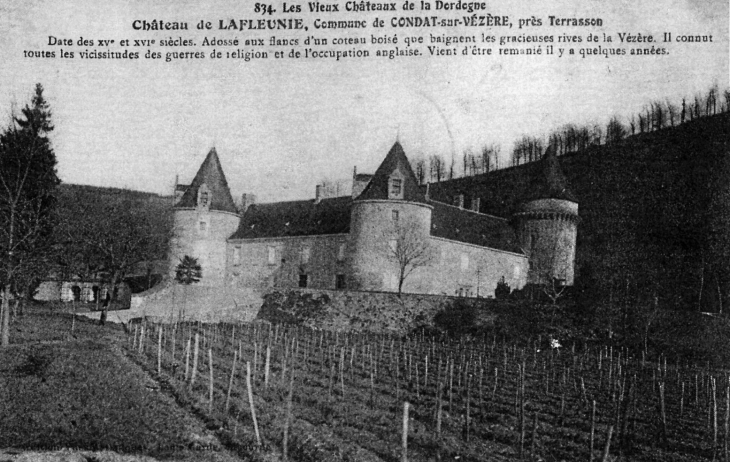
176, 148, 238, 214
356, 141, 427, 203
230, 196, 352, 239
229, 193, 521, 254
429, 201, 522, 254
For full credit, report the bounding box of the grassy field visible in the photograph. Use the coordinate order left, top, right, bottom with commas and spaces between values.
0, 304, 241, 461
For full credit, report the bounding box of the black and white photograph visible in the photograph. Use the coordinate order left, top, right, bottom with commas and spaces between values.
0, 0, 728, 460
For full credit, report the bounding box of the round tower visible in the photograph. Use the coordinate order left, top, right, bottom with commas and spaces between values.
513, 148, 578, 285
346, 141, 432, 292
169, 148, 239, 287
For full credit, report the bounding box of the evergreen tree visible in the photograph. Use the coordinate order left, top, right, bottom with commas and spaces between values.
0, 84, 59, 346
175, 255, 202, 322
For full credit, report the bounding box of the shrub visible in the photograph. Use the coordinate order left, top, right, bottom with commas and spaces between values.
495, 276, 511, 300
433, 298, 479, 337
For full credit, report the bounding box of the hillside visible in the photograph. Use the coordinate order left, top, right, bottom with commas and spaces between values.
52, 184, 172, 287
429, 113, 730, 311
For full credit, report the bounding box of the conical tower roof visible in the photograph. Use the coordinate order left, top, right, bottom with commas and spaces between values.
524, 146, 577, 203
356, 141, 427, 203
176, 148, 238, 214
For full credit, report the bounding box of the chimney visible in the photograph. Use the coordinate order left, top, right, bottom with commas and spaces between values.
315, 184, 322, 204
240, 193, 256, 213
352, 168, 373, 199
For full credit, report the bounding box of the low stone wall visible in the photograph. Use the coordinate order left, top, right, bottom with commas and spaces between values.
129, 282, 262, 323
258, 288, 487, 334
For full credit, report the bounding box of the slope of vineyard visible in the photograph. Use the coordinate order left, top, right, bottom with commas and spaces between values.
129, 320, 730, 462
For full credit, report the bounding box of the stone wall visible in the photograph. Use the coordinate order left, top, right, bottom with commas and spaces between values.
227, 234, 349, 291
258, 288, 490, 334
130, 281, 261, 323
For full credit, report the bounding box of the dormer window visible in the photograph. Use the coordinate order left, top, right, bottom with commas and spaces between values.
197, 184, 211, 210
389, 169, 404, 200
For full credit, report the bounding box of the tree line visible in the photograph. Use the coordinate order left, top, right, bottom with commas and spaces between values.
408, 84, 730, 181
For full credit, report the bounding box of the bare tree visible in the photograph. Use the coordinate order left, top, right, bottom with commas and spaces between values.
605, 116, 626, 145
382, 218, 434, 296
666, 101, 678, 127
462, 149, 470, 177
411, 157, 427, 185
548, 132, 564, 155
705, 85, 718, 116
57, 188, 173, 321
512, 136, 544, 166
429, 155, 445, 183
651, 101, 665, 131
591, 123, 603, 146
480, 144, 499, 173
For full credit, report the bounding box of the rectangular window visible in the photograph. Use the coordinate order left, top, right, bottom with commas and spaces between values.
389, 178, 403, 199
233, 246, 241, 266
81, 286, 93, 302
301, 247, 311, 264
61, 285, 72, 302
392, 210, 399, 222
336, 274, 346, 289
267, 246, 277, 265
199, 221, 207, 232
299, 274, 308, 288
337, 243, 346, 262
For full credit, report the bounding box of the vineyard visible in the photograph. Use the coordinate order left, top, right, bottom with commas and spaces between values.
128, 320, 730, 462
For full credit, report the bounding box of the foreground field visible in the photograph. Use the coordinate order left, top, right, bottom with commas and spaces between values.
2, 307, 728, 461
0, 308, 241, 461
131, 320, 730, 462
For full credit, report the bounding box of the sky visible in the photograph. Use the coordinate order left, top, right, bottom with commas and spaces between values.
0, 0, 727, 203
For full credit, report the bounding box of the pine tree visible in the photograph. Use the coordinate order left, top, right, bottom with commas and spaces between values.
0, 84, 59, 346
175, 255, 202, 321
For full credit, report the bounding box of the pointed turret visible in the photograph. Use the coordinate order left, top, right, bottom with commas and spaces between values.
523, 146, 577, 203
356, 141, 427, 203
513, 146, 579, 286
176, 148, 238, 214
168, 148, 240, 289
347, 141, 433, 292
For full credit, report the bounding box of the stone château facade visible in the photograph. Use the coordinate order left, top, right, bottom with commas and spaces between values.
164, 141, 577, 300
